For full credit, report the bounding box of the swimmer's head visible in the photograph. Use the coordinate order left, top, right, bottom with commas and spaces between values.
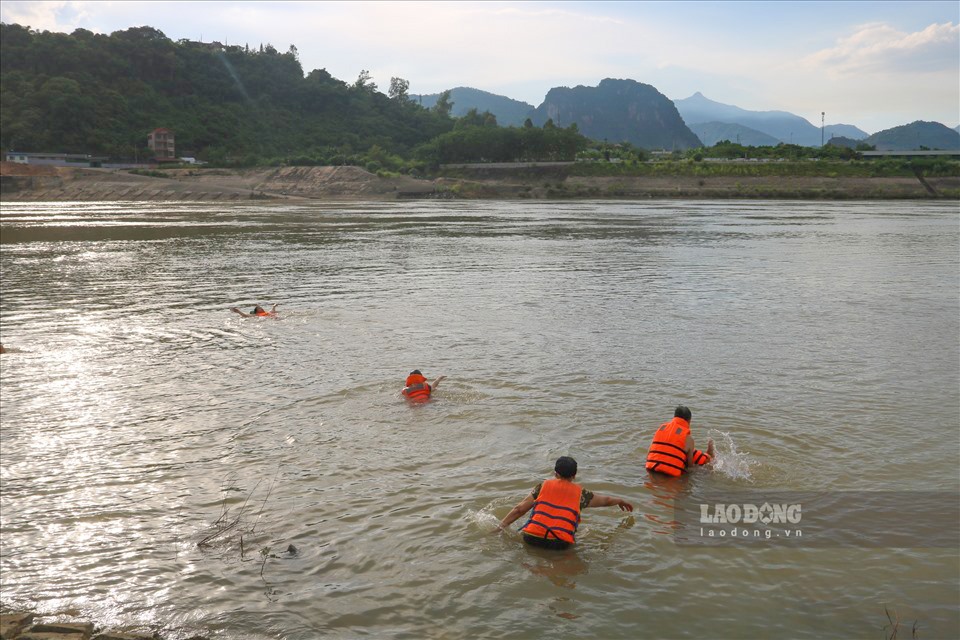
554, 456, 577, 479
674, 405, 692, 422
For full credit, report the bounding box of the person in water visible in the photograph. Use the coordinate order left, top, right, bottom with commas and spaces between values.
645, 405, 715, 477
231, 303, 278, 318
496, 456, 634, 550
401, 370, 445, 402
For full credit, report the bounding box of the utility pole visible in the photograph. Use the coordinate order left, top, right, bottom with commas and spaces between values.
821, 112, 825, 147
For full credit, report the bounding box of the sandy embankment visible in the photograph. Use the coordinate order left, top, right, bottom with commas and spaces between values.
0, 163, 436, 202
1, 162, 957, 201
439, 164, 960, 199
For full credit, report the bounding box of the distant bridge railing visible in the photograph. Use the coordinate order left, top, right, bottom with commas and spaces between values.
860, 150, 960, 158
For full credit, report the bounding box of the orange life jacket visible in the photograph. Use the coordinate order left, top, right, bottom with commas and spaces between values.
402, 373, 431, 402
646, 416, 710, 476
521, 478, 582, 544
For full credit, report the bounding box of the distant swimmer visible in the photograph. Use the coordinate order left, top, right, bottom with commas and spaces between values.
231, 303, 279, 318
645, 405, 715, 477
495, 456, 633, 550
401, 370, 445, 402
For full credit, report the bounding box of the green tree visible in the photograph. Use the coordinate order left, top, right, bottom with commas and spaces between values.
433, 89, 453, 117
354, 69, 376, 92
388, 77, 409, 102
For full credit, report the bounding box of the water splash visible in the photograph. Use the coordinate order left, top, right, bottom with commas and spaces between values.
468, 503, 506, 533
707, 429, 755, 482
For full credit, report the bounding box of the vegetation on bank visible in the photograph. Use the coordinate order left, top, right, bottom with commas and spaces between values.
0, 23, 455, 164
565, 157, 959, 179
0, 22, 588, 171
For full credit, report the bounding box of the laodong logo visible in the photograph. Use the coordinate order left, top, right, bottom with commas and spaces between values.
700, 502, 802, 525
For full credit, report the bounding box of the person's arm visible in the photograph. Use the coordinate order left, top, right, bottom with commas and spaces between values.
496, 493, 536, 532
270, 303, 279, 313
687, 436, 713, 467
586, 493, 634, 512
231, 307, 250, 317
431, 375, 446, 390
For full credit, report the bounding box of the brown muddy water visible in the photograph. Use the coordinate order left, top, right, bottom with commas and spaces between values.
1, 200, 958, 639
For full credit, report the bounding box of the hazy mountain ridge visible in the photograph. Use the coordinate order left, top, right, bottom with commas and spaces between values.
687, 122, 780, 147
530, 78, 701, 150
412, 87, 534, 127
673, 92, 868, 146
419, 84, 960, 150
861, 121, 960, 151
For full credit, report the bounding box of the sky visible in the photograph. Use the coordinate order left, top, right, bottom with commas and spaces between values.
2, 1, 958, 134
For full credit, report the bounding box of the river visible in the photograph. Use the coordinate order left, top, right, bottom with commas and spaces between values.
1, 199, 958, 639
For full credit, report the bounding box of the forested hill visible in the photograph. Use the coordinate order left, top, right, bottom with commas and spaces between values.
413, 87, 535, 127
861, 121, 960, 151
0, 23, 455, 163
531, 79, 702, 150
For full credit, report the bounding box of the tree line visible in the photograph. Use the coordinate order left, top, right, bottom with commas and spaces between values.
0, 23, 587, 169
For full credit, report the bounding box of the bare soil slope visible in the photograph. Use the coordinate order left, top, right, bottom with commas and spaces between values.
1, 165, 435, 202
2, 162, 957, 202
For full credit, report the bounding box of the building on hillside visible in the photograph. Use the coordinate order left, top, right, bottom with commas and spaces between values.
147, 128, 176, 161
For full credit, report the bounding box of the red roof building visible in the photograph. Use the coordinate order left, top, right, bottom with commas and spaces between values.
147, 128, 176, 161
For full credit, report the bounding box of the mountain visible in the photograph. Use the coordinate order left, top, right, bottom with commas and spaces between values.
529, 78, 702, 150
413, 87, 534, 127
687, 122, 780, 147
861, 121, 960, 151
824, 136, 860, 150
674, 92, 868, 146
825, 124, 870, 141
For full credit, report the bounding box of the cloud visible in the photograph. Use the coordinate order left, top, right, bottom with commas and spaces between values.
804, 21, 960, 75
2, 0, 119, 34
1, 1, 71, 31
269, 2, 665, 103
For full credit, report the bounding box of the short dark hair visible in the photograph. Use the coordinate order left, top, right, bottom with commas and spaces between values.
554, 456, 578, 479
674, 405, 692, 421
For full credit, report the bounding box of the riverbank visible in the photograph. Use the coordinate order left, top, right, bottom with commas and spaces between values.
1, 162, 958, 202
